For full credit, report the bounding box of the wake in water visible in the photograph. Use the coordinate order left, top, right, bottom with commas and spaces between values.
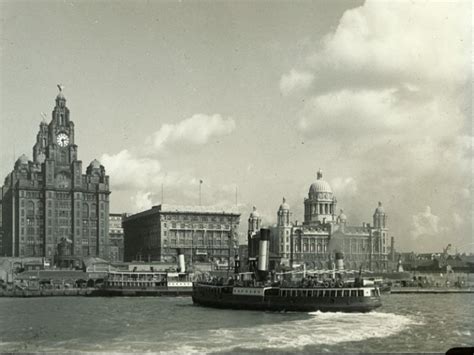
168, 311, 423, 354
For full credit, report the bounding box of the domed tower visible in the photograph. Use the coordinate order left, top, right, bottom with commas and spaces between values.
248, 206, 261, 236
277, 197, 292, 259
337, 209, 347, 225
373, 201, 386, 228
304, 169, 337, 225
277, 197, 291, 227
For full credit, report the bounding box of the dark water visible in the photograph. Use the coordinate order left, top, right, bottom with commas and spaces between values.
0, 294, 472, 353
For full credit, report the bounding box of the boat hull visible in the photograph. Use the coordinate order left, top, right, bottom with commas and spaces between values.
192, 284, 382, 312
87, 287, 193, 297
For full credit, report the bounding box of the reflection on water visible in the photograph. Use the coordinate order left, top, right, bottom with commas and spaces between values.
0, 294, 472, 353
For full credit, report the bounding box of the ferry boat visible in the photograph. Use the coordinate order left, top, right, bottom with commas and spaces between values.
89, 270, 193, 297
193, 279, 381, 312
88, 249, 193, 297
192, 228, 382, 312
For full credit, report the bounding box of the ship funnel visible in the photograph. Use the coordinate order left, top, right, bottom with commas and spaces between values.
257, 228, 270, 272
177, 248, 186, 273
335, 251, 344, 271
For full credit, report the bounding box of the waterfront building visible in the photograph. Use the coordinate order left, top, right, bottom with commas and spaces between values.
0, 86, 111, 266
122, 204, 240, 263
108, 213, 124, 262
248, 170, 390, 271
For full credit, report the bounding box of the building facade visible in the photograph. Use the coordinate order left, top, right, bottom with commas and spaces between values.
123, 204, 240, 263
0, 87, 110, 266
248, 170, 390, 271
108, 213, 124, 262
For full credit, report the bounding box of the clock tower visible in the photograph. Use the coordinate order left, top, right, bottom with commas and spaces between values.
1, 86, 111, 265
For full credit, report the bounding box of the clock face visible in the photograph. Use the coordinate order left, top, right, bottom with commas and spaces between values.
57, 133, 70, 147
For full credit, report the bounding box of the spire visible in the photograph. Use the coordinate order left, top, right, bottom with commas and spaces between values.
282, 197, 286, 203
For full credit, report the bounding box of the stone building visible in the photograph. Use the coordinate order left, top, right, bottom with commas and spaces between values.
0, 86, 110, 266
123, 204, 240, 263
248, 170, 389, 271
108, 213, 124, 262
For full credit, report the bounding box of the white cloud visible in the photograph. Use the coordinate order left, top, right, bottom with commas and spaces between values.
150, 114, 235, 150
410, 206, 440, 239
100, 149, 162, 191
280, 0, 472, 251
279, 69, 314, 96
298, 89, 402, 135
308, 1, 470, 89
131, 191, 153, 212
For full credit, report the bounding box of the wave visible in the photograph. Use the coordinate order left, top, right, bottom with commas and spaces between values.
168, 311, 423, 354
0, 311, 422, 354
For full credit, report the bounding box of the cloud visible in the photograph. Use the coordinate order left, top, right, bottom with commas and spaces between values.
100, 113, 237, 212
280, 0, 472, 252
100, 149, 162, 191
279, 69, 314, 96
131, 191, 153, 212
149, 114, 235, 150
410, 206, 440, 239
308, 1, 470, 89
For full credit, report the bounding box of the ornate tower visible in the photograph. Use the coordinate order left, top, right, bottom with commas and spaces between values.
304, 169, 337, 225
248, 206, 261, 236
247, 206, 262, 259
373, 201, 386, 228
0, 86, 110, 264
277, 197, 292, 259
370, 201, 389, 271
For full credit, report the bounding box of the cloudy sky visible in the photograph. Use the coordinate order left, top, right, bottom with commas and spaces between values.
1, 0, 472, 252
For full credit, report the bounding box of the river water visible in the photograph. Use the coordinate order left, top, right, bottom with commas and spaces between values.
0, 294, 472, 353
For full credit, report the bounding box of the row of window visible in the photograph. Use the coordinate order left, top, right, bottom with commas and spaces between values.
163, 214, 237, 223
279, 289, 366, 298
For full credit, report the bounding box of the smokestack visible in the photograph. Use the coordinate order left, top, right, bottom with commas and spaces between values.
335, 251, 344, 271
177, 248, 185, 273
257, 229, 270, 272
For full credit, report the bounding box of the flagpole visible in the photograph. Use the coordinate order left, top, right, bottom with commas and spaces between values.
199, 180, 202, 206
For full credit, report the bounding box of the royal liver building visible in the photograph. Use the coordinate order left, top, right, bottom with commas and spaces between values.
0, 86, 110, 266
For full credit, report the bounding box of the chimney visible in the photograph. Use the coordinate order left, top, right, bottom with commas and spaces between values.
177, 248, 185, 273
257, 229, 270, 272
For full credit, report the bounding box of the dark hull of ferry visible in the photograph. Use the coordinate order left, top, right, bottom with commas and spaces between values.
192, 292, 381, 312
87, 287, 193, 297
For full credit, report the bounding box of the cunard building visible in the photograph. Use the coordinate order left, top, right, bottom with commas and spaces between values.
0, 86, 110, 266
248, 170, 390, 271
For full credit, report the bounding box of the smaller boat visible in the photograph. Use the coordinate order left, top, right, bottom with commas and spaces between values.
88, 249, 193, 297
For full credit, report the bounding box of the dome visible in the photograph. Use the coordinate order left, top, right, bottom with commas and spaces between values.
309, 169, 332, 196
16, 154, 29, 165
374, 201, 385, 214
89, 159, 101, 169
249, 206, 260, 218
279, 197, 290, 211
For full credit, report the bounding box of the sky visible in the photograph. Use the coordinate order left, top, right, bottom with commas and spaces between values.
0, 0, 472, 253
